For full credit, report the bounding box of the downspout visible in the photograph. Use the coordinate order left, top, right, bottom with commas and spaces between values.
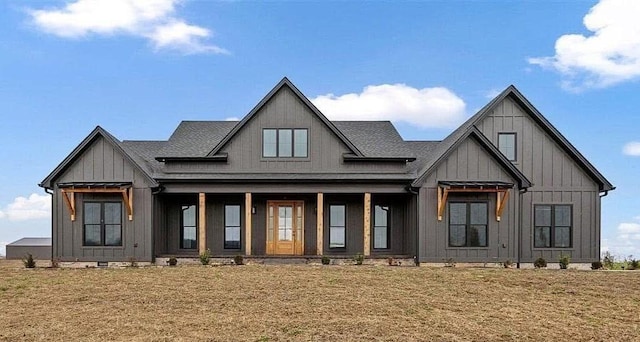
517, 187, 528, 268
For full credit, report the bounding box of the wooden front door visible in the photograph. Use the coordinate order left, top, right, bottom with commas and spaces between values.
266, 201, 304, 255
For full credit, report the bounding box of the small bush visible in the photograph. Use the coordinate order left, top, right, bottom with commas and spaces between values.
603, 251, 615, 269
445, 258, 456, 268
591, 261, 603, 270
559, 254, 570, 269
50, 258, 60, 268
503, 260, 514, 268
354, 253, 364, 265
234, 255, 244, 265
627, 256, 639, 270
129, 257, 138, 267
321, 256, 330, 265
167, 257, 178, 266
199, 249, 211, 265
387, 257, 395, 266
23, 254, 36, 268
534, 257, 547, 269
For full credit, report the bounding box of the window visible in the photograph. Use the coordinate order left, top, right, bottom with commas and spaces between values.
498, 133, 516, 161
329, 205, 346, 248
225, 205, 241, 249
181, 205, 197, 249
373, 205, 389, 249
83, 202, 122, 246
262, 128, 308, 158
534, 205, 572, 248
448, 202, 488, 247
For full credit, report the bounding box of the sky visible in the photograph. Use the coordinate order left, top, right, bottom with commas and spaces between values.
0, 0, 638, 259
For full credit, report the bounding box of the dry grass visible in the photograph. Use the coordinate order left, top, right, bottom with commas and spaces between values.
0, 260, 639, 341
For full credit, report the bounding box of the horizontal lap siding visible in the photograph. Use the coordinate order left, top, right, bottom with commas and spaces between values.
54, 136, 154, 262
476, 97, 601, 262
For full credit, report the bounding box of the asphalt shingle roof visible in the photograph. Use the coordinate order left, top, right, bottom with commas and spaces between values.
157, 121, 238, 158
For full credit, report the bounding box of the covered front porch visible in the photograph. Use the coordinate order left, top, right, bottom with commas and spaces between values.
153, 189, 416, 260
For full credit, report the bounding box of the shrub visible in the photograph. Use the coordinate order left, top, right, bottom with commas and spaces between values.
167, 257, 178, 266
559, 254, 570, 269
50, 258, 60, 268
354, 253, 364, 265
591, 261, 603, 270
23, 254, 36, 268
199, 249, 211, 265
534, 257, 547, 269
627, 256, 639, 270
503, 260, 514, 268
603, 251, 615, 269
234, 255, 244, 265
321, 256, 330, 265
445, 258, 456, 268
387, 257, 395, 266
129, 257, 138, 267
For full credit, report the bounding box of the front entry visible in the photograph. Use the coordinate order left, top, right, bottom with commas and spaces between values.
266, 201, 304, 255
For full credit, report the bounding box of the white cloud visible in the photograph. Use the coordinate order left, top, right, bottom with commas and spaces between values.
623, 141, 640, 156
311, 84, 466, 129
605, 220, 640, 258
225, 117, 240, 121
528, 0, 640, 90
0, 194, 51, 222
619, 223, 640, 234
28, 0, 227, 55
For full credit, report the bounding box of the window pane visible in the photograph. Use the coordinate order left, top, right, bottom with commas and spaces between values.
104, 203, 121, 224
294, 129, 308, 157
534, 226, 551, 248
555, 205, 571, 227
374, 226, 388, 249
555, 226, 571, 247
449, 203, 467, 225
329, 227, 345, 248
374, 206, 388, 227
182, 205, 196, 227
469, 225, 487, 247
330, 205, 345, 226
105, 224, 122, 246
182, 226, 197, 249
498, 133, 516, 160
84, 224, 101, 246
225, 226, 241, 249
278, 129, 292, 157
470, 203, 487, 225
449, 225, 466, 247
263, 129, 277, 157
535, 206, 551, 227
84, 203, 101, 224
225, 205, 240, 227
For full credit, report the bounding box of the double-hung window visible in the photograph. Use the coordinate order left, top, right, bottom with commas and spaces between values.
83, 202, 122, 246
498, 133, 516, 161
449, 202, 488, 247
373, 205, 389, 249
224, 205, 241, 249
329, 205, 346, 248
534, 205, 572, 248
263, 128, 308, 158
181, 205, 197, 249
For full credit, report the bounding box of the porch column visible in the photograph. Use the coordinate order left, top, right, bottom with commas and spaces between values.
198, 193, 206, 254
317, 193, 324, 255
245, 193, 252, 255
363, 192, 371, 256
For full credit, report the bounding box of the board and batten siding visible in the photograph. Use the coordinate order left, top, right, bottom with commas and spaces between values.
52, 136, 154, 262
475, 96, 601, 262
418, 136, 520, 263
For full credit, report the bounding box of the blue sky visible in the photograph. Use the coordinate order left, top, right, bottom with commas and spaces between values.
0, 0, 638, 258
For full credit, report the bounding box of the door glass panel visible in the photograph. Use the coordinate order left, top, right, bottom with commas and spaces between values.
296, 205, 303, 241
278, 206, 293, 241
267, 205, 274, 242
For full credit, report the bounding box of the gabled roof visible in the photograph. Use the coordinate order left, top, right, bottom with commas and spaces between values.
8, 237, 52, 246
333, 121, 415, 158
206, 77, 364, 157
413, 85, 614, 192
156, 121, 237, 158
39, 126, 159, 189
412, 127, 532, 189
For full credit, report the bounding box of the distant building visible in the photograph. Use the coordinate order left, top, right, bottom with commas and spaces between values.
6, 238, 52, 260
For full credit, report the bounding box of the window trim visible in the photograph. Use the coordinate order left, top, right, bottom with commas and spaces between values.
224, 204, 242, 250
533, 204, 573, 249
447, 201, 489, 248
262, 128, 309, 158
82, 201, 123, 247
373, 204, 390, 250
328, 204, 347, 249
498, 132, 517, 162
180, 204, 198, 250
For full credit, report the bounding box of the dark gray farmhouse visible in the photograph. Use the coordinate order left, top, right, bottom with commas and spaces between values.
39, 78, 614, 266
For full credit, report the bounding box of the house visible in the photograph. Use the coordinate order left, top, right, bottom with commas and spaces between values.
6, 237, 52, 260
39, 77, 614, 267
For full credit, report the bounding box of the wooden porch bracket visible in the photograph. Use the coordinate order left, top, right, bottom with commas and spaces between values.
495, 190, 509, 222
363, 192, 371, 256
316, 193, 324, 256
60, 186, 134, 221
437, 182, 512, 222
437, 186, 449, 221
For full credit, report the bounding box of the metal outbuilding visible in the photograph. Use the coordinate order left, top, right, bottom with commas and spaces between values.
6, 238, 52, 260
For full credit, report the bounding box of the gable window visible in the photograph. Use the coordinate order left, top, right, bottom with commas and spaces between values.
498, 133, 516, 161
449, 202, 488, 247
83, 202, 122, 247
224, 205, 241, 249
373, 205, 389, 249
262, 128, 308, 158
534, 205, 572, 248
329, 205, 346, 248
181, 205, 197, 249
